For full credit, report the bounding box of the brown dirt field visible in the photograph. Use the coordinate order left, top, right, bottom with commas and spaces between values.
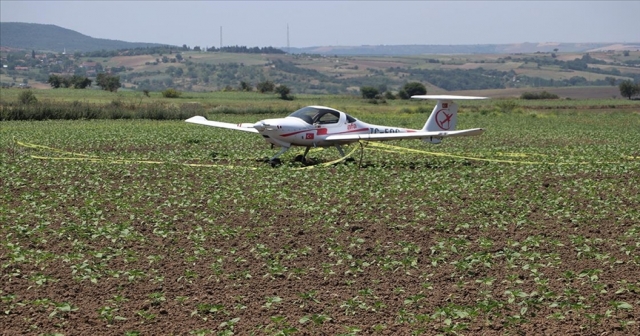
110, 55, 158, 68
350, 60, 408, 69
2, 157, 639, 336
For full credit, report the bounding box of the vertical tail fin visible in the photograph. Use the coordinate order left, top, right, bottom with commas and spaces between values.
422, 99, 457, 144
412, 95, 488, 144
422, 99, 458, 132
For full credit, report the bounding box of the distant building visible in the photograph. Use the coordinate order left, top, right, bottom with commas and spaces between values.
81, 62, 97, 71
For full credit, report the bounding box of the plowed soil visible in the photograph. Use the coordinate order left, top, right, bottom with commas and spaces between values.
2, 159, 639, 336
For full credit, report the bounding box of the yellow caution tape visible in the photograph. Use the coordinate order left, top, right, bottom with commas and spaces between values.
28, 155, 257, 169
17, 139, 257, 169
363, 142, 638, 165
364, 142, 548, 164
15, 138, 638, 168
293, 144, 359, 170
16, 139, 350, 169
490, 152, 547, 158
16, 139, 97, 157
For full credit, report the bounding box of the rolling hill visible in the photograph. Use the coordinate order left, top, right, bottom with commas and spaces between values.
2, 22, 638, 97
289, 42, 640, 56
2, 22, 639, 56
0, 22, 173, 53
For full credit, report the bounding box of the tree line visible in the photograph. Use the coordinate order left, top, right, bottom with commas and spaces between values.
81, 45, 286, 58
47, 73, 121, 92
390, 67, 507, 91
360, 82, 426, 100
499, 53, 640, 83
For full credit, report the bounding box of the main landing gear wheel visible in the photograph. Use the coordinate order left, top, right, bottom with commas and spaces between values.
269, 158, 282, 167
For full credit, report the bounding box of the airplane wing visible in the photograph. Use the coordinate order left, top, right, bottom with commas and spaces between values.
185, 116, 259, 133
324, 128, 485, 142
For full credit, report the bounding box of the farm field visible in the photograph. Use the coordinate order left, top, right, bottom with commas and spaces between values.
3, 48, 639, 94
1, 98, 640, 335
447, 86, 625, 100
2, 87, 640, 110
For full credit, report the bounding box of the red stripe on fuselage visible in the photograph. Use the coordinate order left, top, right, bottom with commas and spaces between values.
280, 130, 311, 137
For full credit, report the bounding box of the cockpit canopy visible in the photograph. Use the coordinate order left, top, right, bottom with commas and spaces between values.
288, 106, 356, 125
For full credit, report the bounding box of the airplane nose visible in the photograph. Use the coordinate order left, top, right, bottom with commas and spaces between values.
254, 121, 277, 131
253, 121, 266, 131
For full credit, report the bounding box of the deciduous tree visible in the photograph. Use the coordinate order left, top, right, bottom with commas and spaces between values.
275, 85, 293, 100
96, 73, 121, 92
48, 74, 62, 88
239, 81, 252, 91
402, 82, 427, 98
256, 80, 275, 93
71, 75, 92, 89
619, 80, 639, 100
48, 75, 91, 89
360, 86, 379, 99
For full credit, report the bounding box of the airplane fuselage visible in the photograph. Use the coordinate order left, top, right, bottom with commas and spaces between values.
256, 114, 417, 148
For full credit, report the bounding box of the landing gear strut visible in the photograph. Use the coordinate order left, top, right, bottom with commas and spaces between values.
268, 146, 290, 167
264, 144, 353, 167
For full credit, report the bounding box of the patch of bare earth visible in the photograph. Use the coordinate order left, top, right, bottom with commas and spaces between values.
1, 164, 638, 335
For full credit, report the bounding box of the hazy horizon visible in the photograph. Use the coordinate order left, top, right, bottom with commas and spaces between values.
1, 1, 639, 48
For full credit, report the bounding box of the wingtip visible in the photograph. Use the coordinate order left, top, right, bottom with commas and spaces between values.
185, 116, 207, 122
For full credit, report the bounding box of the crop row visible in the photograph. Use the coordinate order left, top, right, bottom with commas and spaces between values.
1, 110, 639, 335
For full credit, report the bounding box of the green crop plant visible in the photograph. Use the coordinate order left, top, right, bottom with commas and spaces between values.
97, 305, 125, 324
2, 97, 640, 334
299, 313, 331, 326
297, 290, 319, 307
136, 309, 157, 321
148, 292, 166, 306
192, 303, 228, 322
262, 296, 283, 310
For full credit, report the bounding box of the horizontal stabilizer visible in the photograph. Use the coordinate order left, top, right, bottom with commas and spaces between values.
185, 116, 259, 133
325, 128, 485, 142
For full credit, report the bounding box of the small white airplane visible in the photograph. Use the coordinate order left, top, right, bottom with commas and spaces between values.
185, 95, 487, 166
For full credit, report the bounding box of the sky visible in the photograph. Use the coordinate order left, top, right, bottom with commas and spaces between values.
1, 1, 639, 49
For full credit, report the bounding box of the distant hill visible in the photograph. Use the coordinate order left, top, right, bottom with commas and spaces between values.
289, 42, 640, 56
3, 22, 638, 56
0, 22, 173, 52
